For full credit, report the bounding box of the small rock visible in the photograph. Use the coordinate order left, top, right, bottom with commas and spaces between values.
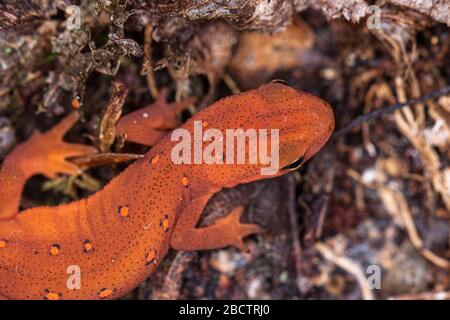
0, 117, 15, 159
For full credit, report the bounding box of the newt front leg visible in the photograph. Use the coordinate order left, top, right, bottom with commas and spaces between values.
0, 113, 96, 220
170, 192, 264, 252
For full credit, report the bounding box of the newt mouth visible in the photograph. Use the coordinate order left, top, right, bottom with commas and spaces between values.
281, 155, 305, 171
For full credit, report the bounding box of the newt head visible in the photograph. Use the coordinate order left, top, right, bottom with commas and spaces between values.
256, 83, 335, 170
194, 82, 334, 187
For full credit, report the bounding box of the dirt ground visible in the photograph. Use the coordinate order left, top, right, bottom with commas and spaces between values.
1, 0, 450, 300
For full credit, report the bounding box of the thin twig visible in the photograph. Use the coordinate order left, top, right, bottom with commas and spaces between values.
333, 85, 450, 138
144, 25, 159, 99
286, 175, 305, 294
389, 291, 450, 300
348, 170, 450, 269
314, 167, 335, 239
315, 242, 375, 300
223, 73, 241, 94
151, 251, 195, 300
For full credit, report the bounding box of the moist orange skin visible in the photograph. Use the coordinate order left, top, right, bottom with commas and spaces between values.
0, 83, 334, 300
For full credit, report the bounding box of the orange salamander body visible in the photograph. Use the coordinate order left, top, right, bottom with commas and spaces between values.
0, 83, 334, 299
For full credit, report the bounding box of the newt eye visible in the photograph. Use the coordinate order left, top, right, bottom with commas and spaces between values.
282, 155, 305, 171
270, 79, 288, 85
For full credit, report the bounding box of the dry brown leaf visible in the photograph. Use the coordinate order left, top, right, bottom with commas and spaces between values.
229, 19, 315, 89
98, 82, 128, 152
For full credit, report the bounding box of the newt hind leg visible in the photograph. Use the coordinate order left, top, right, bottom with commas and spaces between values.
0, 113, 96, 220
115, 88, 195, 146
170, 193, 264, 252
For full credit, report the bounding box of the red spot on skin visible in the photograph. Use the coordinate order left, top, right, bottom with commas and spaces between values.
145, 250, 157, 265
99, 288, 113, 299
118, 206, 129, 218
49, 244, 60, 256
83, 240, 93, 253
44, 290, 60, 300
160, 215, 170, 232
151, 155, 160, 165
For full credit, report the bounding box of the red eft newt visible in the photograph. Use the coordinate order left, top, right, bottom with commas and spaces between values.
0, 83, 334, 299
